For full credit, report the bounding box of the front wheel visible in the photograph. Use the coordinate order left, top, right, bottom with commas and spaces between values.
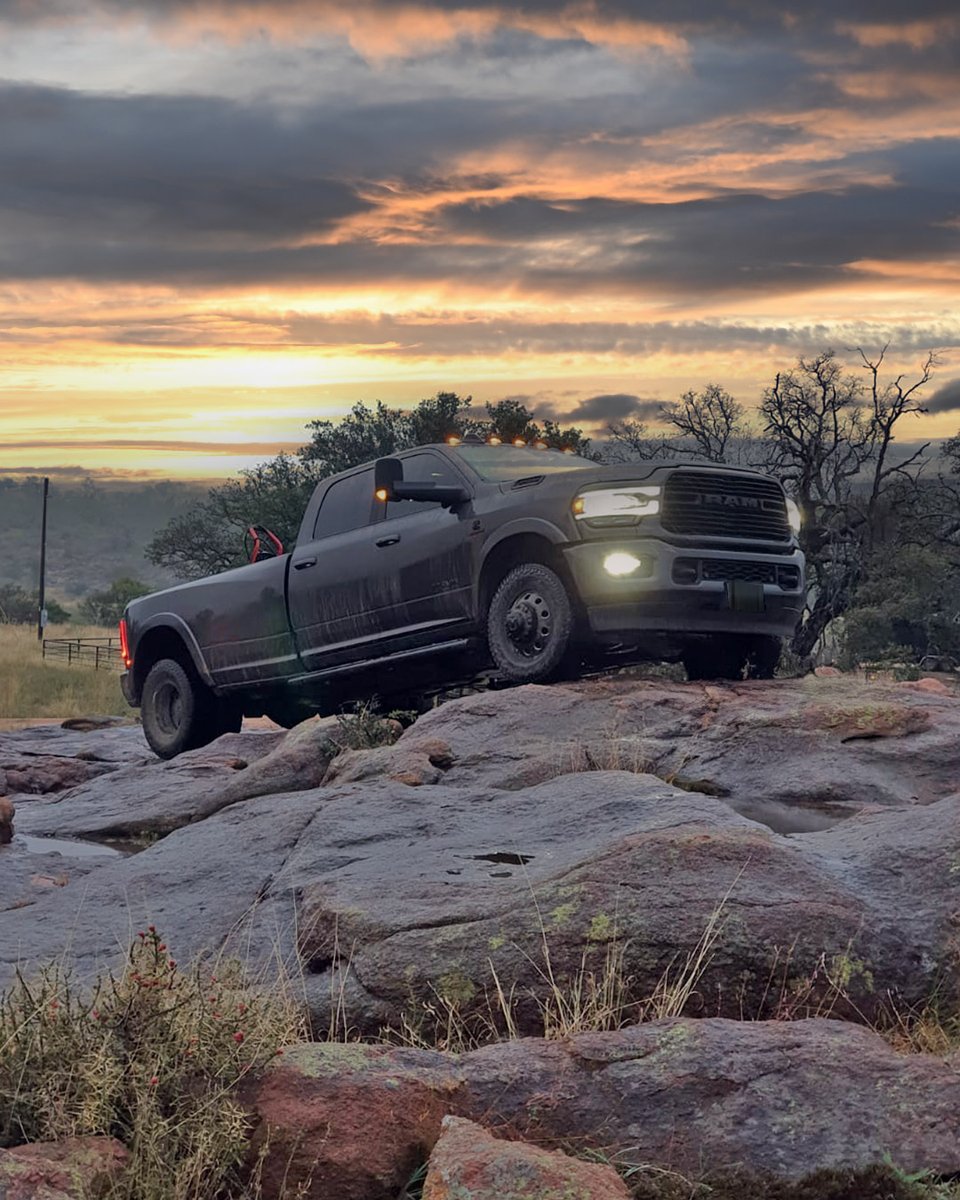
486, 562, 574, 683
141, 657, 222, 759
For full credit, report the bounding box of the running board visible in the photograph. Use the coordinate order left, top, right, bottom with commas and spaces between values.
287, 637, 473, 684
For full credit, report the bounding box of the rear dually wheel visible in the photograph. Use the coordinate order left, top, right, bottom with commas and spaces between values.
141, 657, 225, 759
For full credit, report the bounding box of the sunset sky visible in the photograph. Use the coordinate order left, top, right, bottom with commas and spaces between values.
1, 0, 959, 479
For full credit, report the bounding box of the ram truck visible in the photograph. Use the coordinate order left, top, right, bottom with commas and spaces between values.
120, 439, 805, 758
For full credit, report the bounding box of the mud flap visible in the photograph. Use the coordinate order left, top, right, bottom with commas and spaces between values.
724, 580, 766, 613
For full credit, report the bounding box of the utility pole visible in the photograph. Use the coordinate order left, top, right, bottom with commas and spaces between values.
37, 476, 49, 642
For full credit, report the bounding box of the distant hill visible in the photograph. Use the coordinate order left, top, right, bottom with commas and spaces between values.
0, 478, 208, 605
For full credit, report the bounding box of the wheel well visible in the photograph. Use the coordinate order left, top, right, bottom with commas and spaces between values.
132, 626, 197, 699
478, 534, 571, 612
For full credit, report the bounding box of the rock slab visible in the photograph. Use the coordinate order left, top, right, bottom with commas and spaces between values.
248, 1019, 960, 1191
423, 1116, 630, 1200
0, 1137, 127, 1200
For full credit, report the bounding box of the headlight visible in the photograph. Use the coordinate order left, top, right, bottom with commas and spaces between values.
786, 498, 802, 535
573, 485, 661, 525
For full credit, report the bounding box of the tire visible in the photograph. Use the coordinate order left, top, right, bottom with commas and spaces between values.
140, 657, 221, 759
682, 637, 750, 682
486, 562, 574, 683
747, 635, 782, 680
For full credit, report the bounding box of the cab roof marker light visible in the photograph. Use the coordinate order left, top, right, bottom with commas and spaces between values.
533, 440, 548, 450
446, 435, 461, 446
513, 438, 527, 447
487, 435, 502, 445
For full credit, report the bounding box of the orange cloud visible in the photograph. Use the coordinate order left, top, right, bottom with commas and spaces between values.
836, 16, 960, 50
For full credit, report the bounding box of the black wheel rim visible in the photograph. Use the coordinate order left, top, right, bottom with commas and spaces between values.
503, 589, 552, 659
154, 680, 184, 736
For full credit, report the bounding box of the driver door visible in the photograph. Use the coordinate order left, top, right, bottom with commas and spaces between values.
367, 450, 475, 647
287, 467, 386, 672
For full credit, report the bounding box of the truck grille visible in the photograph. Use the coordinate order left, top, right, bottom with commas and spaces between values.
662, 471, 790, 542
672, 557, 802, 590
702, 559, 776, 584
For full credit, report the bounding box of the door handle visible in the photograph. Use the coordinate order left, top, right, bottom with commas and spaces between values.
293, 557, 317, 570
376, 535, 401, 548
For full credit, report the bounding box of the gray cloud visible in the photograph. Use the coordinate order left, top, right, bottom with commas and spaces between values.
565, 393, 656, 422
2, 66, 955, 304
11, 308, 952, 359
437, 145, 960, 296
2, 1, 957, 28
925, 379, 960, 414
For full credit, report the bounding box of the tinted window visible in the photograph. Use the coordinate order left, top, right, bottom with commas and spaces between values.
453, 444, 596, 481
313, 469, 375, 539
383, 453, 463, 520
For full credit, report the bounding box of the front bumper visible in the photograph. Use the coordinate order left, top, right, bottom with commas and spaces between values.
562, 536, 804, 641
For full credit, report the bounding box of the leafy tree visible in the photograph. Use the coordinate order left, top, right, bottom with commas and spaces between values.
146, 454, 319, 579
839, 547, 960, 667
79, 578, 150, 626
300, 401, 410, 475
410, 391, 471, 445
0, 585, 70, 625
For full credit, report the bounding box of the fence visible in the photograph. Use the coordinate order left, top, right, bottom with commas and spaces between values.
42, 636, 123, 672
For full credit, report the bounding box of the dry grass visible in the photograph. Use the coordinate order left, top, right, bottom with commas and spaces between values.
0, 929, 307, 1200
0, 622, 128, 719
876, 1001, 960, 1057
386, 890, 731, 1053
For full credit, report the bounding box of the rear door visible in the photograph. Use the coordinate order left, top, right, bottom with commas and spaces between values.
368, 449, 476, 645
287, 467, 385, 672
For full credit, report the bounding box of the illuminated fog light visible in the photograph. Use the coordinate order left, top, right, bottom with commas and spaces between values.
604, 552, 642, 577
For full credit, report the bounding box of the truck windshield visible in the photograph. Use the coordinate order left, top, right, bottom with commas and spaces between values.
453, 445, 597, 481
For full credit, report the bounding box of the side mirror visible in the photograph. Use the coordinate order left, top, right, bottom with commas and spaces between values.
375, 457, 404, 499
374, 457, 469, 509
245, 526, 284, 564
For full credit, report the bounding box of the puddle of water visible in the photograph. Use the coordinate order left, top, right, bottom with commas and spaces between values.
9, 834, 125, 860
472, 851, 533, 866
731, 800, 854, 835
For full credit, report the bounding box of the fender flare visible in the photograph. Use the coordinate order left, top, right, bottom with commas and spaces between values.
130, 613, 216, 699
475, 518, 571, 609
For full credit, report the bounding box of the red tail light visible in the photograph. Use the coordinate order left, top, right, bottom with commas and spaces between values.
118, 618, 132, 669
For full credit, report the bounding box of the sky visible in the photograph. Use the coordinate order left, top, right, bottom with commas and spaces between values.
1, 0, 959, 479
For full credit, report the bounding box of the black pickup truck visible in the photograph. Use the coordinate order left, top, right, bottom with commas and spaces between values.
120, 438, 805, 758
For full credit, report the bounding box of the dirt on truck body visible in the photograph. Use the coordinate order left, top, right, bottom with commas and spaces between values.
120, 438, 805, 758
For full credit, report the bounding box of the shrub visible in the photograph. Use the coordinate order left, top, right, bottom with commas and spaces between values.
0, 930, 304, 1199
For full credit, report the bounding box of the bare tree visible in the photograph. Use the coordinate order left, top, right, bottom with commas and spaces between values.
858, 345, 934, 527
668, 384, 746, 463
607, 384, 754, 465
761, 348, 934, 657
604, 415, 677, 463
